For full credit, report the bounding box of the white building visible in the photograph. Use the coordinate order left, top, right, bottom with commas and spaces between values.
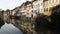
33, 0, 44, 17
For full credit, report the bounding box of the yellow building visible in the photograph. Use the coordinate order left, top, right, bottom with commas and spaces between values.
43, 0, 60, 16
32, 0, 60, 16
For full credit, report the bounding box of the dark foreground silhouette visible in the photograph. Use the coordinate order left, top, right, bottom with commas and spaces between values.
0, 18, 5, 28
35, 13, 60, 34
35, 14, 49, 34
35, 5, 60, 34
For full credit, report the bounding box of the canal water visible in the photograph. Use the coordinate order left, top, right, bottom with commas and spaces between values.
0, 23, 23, 34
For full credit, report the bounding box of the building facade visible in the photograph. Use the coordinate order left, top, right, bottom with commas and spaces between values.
43, 0, 60, 16
10, 0, 60, 18
33, 0, 44, 17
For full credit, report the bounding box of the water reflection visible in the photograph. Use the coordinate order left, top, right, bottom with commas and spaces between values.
3, 16, 33, 34
0, 23, 23, 34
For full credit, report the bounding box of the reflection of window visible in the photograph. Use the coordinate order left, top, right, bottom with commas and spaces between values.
44, 8, 48, 12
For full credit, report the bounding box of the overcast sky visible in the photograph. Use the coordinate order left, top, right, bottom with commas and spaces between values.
0, 0, 32, 10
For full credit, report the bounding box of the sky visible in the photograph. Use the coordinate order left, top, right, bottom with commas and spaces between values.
0, 0, 32, 10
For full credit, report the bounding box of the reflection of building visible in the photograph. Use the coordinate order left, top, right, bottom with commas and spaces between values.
3, 11, 8, 21
0, 10, 4, 19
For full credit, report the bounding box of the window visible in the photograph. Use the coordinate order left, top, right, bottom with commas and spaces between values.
49, 0, 54, 4
49, 7, 52, 11
40, 9, 43, 13
54, 0, 56, 3
58, 0, 60, 4
33, 10, 37, 13
43, 0, 48, 2
48, 0, 51, 4
33, 9, 40, 14
36, 4, 40, 8
44, 8, 48, 12
46, 1, 48, 5
27, 13, 29, 15
40, 3, 43, 6
45, 1, 48, 6
55, 0, 58, 3
43, 2, 45, 6
51, 0, 54, 3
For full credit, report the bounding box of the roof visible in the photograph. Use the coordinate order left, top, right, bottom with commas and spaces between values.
24, 1, 33, 6
11, 1, 33, 11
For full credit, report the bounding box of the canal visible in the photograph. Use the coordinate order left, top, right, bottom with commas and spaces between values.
0, 23, 23, 34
